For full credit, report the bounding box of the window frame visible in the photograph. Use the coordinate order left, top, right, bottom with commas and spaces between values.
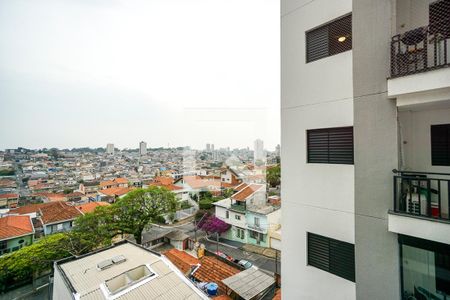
307, 126, 354, 165
431, 123, 450, 166
307, 232, 355, 282
305, 13, 352, 63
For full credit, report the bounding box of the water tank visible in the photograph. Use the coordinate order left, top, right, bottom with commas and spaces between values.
205, 283, 218, 296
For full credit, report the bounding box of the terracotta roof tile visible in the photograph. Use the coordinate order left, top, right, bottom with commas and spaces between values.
99, 187, 132, 197
76, 202, 110, 213
232, 184, 264, 202
9, 202, 54, 214
193, 256, 240, 294
214, 295, 233, 300
0, 193, 19, 199
164, 249, 199, 274
0, 215, 34, 240
39, 202, 82, 225
99, 178, 128, 188
233, 183, 248, 192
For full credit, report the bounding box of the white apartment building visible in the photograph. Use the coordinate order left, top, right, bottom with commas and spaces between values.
139, 141, 147, 156
106, 143, 114, 155
282, 0, 450, 299
253, 139, 265, 164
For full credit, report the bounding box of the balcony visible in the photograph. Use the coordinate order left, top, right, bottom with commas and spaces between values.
390, 18, 450, 79
389, 170, 450, 244
387, 5, 450, 106
392, 170, 450, 220
230, 202, 246, 213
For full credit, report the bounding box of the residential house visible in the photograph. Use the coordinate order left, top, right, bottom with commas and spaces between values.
214, 183, 276, 245
246, 206, 281, 248
99, 177, 129, 190
190, 255, 241, 295
0, 215, 34, 255
75, 201, 110, 214
53, 240, 208, 300
39, 202, 82, 235
281, 0, 450, 299
98, 187, 133, 202
220, 167, 243, 187
163, 248, 200, 275
0, 193, 19, 209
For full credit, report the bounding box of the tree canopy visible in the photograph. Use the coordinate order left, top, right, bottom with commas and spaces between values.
197, 213, 230, 235
267, 164, 281, 187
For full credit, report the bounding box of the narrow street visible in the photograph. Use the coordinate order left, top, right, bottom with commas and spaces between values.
199, 238, 281, 274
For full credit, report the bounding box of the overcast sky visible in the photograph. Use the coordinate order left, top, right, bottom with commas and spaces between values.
0, 0, 279, 151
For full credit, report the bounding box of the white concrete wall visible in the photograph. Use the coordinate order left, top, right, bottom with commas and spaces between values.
281, 0, 355, 299
228, 210, 246, 228
399, 107, 450, 173
215, 205, 229, 221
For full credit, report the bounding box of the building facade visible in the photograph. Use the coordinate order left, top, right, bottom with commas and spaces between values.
253, 139, 265, 164
282, 0, 450, 299
139, 141, 147, 156
106, 143, 114, 155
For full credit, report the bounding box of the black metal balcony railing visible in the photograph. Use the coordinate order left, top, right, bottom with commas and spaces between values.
393, 170, 450, 221
390, 18, 450, 78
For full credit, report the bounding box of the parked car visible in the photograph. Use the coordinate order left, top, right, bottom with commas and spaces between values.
215, 251, 234, 261
236, 260, 253, 269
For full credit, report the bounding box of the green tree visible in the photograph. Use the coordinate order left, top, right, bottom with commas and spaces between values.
267, 164, 281, 187
114, 187, 177, 244
0, 233, 71, 291
222, 188, 234, 198
69, 206, 116, 254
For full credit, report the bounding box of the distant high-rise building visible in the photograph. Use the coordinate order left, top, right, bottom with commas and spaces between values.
253, 139, 265, 163
106, 143, 114, 155
206, 143, 211, 152
275, 144, 281, 157
211, 144, 215, 151
139, 141, 147, 155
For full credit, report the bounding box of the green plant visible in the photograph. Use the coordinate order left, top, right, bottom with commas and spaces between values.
199, 199, 214, 210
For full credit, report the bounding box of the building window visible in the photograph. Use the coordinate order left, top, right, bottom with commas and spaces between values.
307, 126, 354, 164
400, 235, 450, 298
235, 215, 241, 221
306, 14, 352, 63
431, 124, 450, 166
254, 217, 260, 227
307, 232, 355, 282
236, 228, 245, 239
225, 211, 229, 219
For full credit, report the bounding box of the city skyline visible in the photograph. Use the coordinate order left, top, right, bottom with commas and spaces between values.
0, 0, 280, 151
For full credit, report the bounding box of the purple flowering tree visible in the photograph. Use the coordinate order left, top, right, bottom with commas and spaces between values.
197, 213, 230, 235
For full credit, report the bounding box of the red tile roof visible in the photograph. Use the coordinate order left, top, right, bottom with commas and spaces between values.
76, 202, 110, 213
99, 178, 128, 188
214, 296, 233, 300
0, 215, 34, 240
232, 184, 264, 202
99, 187, 132, 197
192, 256, 240, 294
39, 202, 82, 225
9, 202, 53, 215
0, 193, 19, 199
153, 176, 174, 185
164, 249, 199, 274
233, 183, 248, 192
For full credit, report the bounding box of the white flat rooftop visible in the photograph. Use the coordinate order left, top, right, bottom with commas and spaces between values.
57, 242, 207, 300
